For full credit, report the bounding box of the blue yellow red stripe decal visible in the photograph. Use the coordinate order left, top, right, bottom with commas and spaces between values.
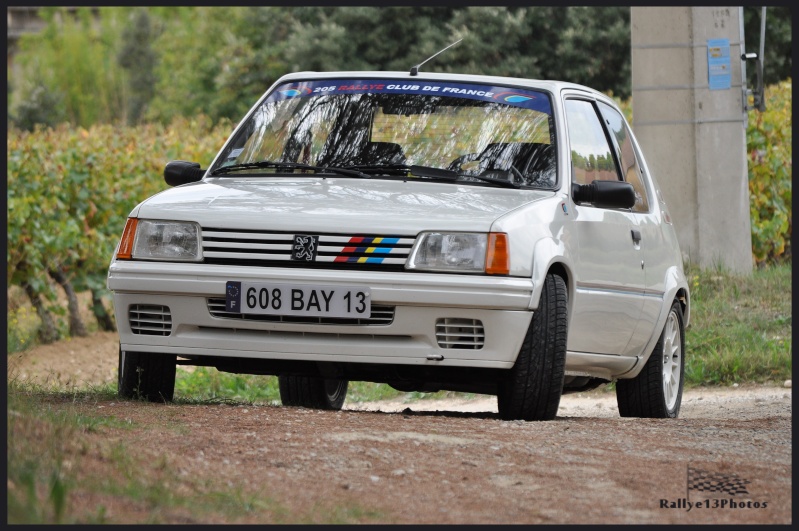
331, 236, 407, 263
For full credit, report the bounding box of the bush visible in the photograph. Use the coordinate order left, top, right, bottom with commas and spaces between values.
10, 84, 66, 131
7, 117, 234, 343
6, 82, 792, 346
747, 79, 792, 265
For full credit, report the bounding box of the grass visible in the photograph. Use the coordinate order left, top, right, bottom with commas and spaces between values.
6, 378, 387, 524
4, 262, 791, 523
174, 367, 469, 405
7, 303, 40, 353
6, 380, 105, 524
171, 262, 791, 396
683, 261, 791, 385
7, 262, 792, 399
174, 367, 282, 405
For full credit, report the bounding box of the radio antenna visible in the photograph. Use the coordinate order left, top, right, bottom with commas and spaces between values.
410, 39, 463, 76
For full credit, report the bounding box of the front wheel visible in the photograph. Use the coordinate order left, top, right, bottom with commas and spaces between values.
616, 300, 685, 418
117, 345, 176, 402
497, 273, 568, 421
278, 375, 348, 410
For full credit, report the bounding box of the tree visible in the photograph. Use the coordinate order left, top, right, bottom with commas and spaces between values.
743, 7, 792, 89
12, 6, 791, 129
440, 6, 555, 78
9, 83, 66, 131
209, 7, 295, 121
282, 7, 457, 73
10, 7, 128, 127
118, 8, 159, 125
554, 7, 631, 98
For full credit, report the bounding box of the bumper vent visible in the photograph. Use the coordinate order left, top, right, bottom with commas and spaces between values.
435, 318, 485, 349
207, 298, 395, 326
129, 305, 172, 336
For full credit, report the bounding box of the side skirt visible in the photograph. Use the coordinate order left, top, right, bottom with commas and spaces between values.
565, 351, 639, 380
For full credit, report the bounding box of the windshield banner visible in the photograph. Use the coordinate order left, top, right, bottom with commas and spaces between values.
267, 79, 551, 114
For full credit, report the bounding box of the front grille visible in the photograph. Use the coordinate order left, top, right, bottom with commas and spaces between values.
435, 318, 485, 349
129, 305, 172, 336
201, 228, 414, 271
207, 298, 395, 326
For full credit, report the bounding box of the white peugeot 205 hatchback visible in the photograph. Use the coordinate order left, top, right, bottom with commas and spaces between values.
107, 70, 690, 421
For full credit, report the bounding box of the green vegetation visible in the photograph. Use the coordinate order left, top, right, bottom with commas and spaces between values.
10, 7, 128, 129
7, 379, 387, 524
684, 262, 791, 385
9, 7, 641, 127
4, 263, 791, 524
7, 83, 791, 348
9, 6, 791, 129
174, 367, 468, 405
747, 79, 792, 265
6, 7, 790, 523
168, 262, 791, 400
7, 118, 232, 344
6, 7, 790, 345
7, 381, 114, 524
174, 368, 281, 405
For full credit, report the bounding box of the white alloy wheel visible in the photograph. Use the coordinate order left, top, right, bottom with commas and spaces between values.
616, 300, 685, 418
662, 309, 682, 411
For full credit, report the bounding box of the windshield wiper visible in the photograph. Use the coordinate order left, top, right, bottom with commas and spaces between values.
344, 163, 521, 189
210, 161, 370, 179
341, 163, 412, 176
344, 164, 458, 180
405, 164, 521, 189
213, 161, 518, 188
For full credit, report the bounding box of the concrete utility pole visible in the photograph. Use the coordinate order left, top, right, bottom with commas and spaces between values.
631, 6, 753, 274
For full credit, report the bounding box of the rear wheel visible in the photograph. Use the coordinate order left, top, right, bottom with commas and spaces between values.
117, 345, 176, 402
616, 300, 685, 418
497, 273, 568, 421
278, 375, 348, 410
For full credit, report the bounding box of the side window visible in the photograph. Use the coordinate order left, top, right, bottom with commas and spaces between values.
598, 102, 651, 213
564, 99, 620, 186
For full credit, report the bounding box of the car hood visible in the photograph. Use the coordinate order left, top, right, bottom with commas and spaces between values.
135, 177, 554, 234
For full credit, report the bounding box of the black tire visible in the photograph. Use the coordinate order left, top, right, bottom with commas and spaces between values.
117, 344, 177, 402
497, 273, 568, 421
616, 300, 685, 418
278, 375, 348, 410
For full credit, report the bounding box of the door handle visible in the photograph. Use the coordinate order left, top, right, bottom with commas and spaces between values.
631, 229, 642, 245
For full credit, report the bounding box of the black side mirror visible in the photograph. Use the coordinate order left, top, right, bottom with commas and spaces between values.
572, 180, 636, 209
164, 160, 205, 187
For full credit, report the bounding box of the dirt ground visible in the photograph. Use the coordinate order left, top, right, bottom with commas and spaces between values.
6, 332, 793, 524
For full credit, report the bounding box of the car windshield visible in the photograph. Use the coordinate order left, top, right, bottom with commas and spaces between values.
211, 79, 557, 189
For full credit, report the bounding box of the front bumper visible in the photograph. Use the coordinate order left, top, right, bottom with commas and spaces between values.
108, 260, 535, 369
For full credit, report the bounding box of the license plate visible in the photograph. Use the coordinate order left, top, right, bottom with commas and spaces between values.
225, 281, 371, 317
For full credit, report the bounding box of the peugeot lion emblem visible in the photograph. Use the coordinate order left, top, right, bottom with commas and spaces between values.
291, 235, 319, 261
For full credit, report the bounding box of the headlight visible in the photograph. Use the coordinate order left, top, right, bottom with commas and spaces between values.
117, 218, 202, 261
404, 232, 488, 273
406, 232, 510, 274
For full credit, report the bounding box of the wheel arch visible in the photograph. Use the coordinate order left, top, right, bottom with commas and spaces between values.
675, 286, 690, 328
547, 261, 571, 312
619, 266, 690, 380
529, 237, 575, 321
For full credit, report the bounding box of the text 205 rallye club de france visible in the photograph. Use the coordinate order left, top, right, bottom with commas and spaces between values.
107, 69, 690, 421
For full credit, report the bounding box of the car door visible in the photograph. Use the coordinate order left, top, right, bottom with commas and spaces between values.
597, 101, 665, 357
564, 96, 645, 357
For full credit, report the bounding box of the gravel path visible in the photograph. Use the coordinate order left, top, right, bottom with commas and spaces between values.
7, 331, 792, 524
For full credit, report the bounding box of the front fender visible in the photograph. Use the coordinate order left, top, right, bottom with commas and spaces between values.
528, 237, 576, 317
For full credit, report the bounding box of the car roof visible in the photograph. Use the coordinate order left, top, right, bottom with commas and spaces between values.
275, 70, 607, 99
